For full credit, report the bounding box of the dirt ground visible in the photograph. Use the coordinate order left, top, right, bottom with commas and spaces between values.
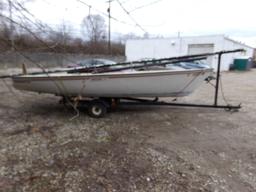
0, 69, 256, 192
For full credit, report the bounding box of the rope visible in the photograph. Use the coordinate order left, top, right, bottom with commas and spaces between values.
172, 70, 204, 101
219, 74, 230, 106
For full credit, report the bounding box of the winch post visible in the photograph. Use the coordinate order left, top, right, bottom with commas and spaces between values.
214, 52, 222, 106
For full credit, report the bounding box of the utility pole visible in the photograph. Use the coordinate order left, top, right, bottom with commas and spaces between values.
8, 0, 14, 51
107, 0, 112, 55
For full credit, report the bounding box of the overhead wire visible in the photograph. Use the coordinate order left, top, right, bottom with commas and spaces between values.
129, 0, 164, 13
75, 0, 135, 27
116, 0, 147, 33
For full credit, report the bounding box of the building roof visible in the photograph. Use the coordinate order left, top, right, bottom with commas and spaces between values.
224, 36, 254, 49
127, 34, 255, 50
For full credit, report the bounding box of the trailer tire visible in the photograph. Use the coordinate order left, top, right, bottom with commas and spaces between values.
87, 100, 107, 118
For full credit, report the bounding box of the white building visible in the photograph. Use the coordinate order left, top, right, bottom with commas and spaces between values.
125, 35, 254, 71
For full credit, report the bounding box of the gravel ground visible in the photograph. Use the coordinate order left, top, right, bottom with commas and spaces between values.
0, 69, 256, 192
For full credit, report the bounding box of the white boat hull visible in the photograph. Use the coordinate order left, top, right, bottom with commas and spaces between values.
12, 69, 212, 98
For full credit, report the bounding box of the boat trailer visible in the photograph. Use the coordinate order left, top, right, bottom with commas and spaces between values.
65, 49, 242, 118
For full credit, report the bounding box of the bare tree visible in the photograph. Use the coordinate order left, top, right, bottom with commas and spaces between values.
81, 14, 106, 43
0, 0, 35, 50
0, 1, 4, 12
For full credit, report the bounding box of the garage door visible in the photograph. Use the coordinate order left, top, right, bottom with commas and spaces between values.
188, 44, 214, 67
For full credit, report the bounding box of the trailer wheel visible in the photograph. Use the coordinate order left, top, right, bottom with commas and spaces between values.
88, 100, 107, 118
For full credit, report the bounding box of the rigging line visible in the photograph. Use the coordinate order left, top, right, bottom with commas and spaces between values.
2, 39, 49, 73
0, 13, 79, 65
172, 71, 204, 101
13, 0, 72, 32
208, 81, 216, 88
11, 8, 76, 49
10, 1, 82, 54
219, 74, 230, 106
0, 13, 54, 52
11, 14, 52, 34
68, 79, 88, 121
11, 12, 62, 50
0, 37, 80, 119
14, 13, 47, 36
10, 0, 48, 31
116, 0, 147, 33
13, 21, 77, 53
129, 0, 164, 13
11, 2, 68, 42
57, 80, 80, 120
14, 0, 38, 21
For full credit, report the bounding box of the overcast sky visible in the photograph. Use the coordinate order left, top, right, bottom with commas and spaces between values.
26, 0, 256, 47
